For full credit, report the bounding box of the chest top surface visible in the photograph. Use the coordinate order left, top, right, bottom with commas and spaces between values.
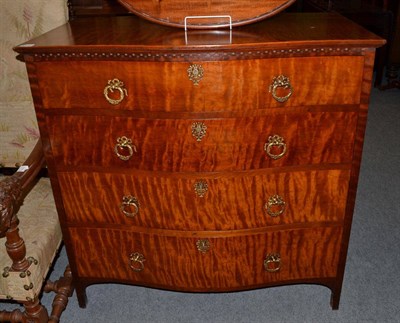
15, 13, 385, 56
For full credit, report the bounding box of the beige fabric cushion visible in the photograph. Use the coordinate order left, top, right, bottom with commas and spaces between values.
0, 178, 62, 302
0, 0, 68, 167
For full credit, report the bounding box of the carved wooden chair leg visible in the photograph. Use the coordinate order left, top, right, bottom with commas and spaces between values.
22, 297, 49, 322
0, 298, 49, 323
0, 309, 25, 323
44, 265, 74, 323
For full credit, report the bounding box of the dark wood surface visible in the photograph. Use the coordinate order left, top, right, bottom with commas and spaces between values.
14, 13, 385, 310
68, 0, 130, 17
16, 13, 384, 52
116, 0, 296, 28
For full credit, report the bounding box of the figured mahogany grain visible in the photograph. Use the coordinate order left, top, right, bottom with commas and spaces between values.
45, 112, 357, 172
58, 169, 349, 230
36, 56, 364, 111
68, 226, 342, 291
14, 13, 385, 309
117, 0, 296, 29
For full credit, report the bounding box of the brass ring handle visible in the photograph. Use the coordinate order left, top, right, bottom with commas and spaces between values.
269, 75, 293, 103
104, 78, 128, 105
264, 135, 287, 160
114, 136, 137, 161
264, 253, 281, 273
265, 195, 286, 217
120, 195, 140, 218
129, 252, 145, 272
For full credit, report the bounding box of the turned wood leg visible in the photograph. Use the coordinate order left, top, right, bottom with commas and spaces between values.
22, 297, 49, 323
44, 265, 74, 323
6, 218, 31, 272
0, 309, 25, 323
0, 298, 49, 323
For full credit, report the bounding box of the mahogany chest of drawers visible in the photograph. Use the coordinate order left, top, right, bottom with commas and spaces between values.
15, 13, 385, 309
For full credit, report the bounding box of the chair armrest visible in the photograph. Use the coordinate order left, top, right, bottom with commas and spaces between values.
0, 140, 46, 237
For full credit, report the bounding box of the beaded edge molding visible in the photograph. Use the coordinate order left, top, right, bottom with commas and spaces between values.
30, 47, 364, 61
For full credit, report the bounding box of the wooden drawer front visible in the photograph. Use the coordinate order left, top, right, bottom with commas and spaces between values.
36, 56, 363, 111
46, 112, 357, 172
59, 169, 349, 230
69, 226, 342, 290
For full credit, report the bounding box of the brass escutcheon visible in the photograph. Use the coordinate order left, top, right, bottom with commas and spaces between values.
196, 239, 211, 253
187, 64, 204, 85
191, 122, 207, 142
129, 252, 146, 272
114, 136, 137, 161
265, 195, 286, 217
120, 195, 140, 218
194, 180, 208, 197
104, 78, 128, 105
269, 75, 293, 103
264, 253, 281, 273
264, 135, 287, 160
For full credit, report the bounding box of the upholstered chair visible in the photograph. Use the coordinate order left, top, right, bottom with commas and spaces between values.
0, 1, 73, 322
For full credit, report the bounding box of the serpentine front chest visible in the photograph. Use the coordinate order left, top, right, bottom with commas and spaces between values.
15, 12, 385, 309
